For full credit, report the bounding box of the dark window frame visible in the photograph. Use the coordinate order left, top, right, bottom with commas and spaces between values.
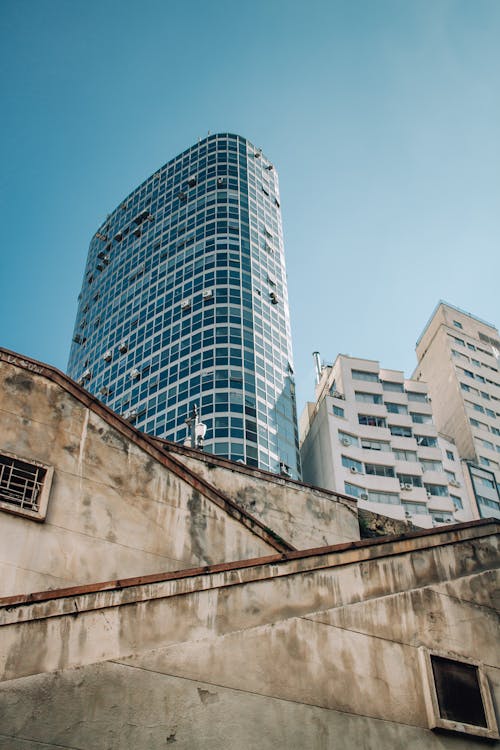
419, 648, 499, 739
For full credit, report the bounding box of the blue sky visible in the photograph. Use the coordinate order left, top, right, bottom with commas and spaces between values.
1, 0, 499, 411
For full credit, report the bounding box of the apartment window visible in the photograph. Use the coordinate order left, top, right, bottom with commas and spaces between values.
381, 381, 404, 393
398, 474, 423, 487
352, 369, 379, 382
430, 511, 454, 524
416, 435, 437, 447
355, 391, 382, 404
479, 457, 491, 467
451, 495, 463, 510
481, 438, 494, 450
411, 412, 432, 424
386, 402, 408, 414
403, 502, 427, 514
425, 483, 448, 497
477, 495, 500, 510
453, 320, 463, 329
367, 490, 399, 504
360, 438, 390, 451
344, 481, 364, 498
485, 408, 495, 418
470, 417, 488, 431
333, 405, 345, 418
419, 649, 499, 739
446, 450, 454, 461
445, 470, 456, 482
338, 431, 358, 447
0, 452, 53, 521
476, 475, 495, 490
341, 455, 363, 473
365, 463, 395, 477
406, 391, 428, 403
358, 415, 387, 428
390, 424, 413, 438
393, 448, 417, 461
420, 459, 443, 472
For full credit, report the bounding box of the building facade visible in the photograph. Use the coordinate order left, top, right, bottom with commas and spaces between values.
67, 134, 300, 477
414, 301, 500, 520
300, 355, 473, 527
2, 348, 499, 748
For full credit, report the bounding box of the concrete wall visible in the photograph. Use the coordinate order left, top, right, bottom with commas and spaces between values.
0, 522, 498, 748
165, 442, 359, 548
0, 354, 283, 597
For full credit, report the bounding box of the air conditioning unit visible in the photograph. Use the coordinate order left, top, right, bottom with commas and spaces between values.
82, 369, 91, 381
359, 492, 369, 501
118, 341, 128, 354
180, 298, 191, 310
403, 483, 413, 491
99, 386, 111, 396
202, 289, 213, 299
426, 491, 432, 499
450, 479, 460, 487
130, 368, 140, 380
332, 391, 344, 399
187, 175, 197, 187
269, 292, 279, 305
350, 466, 359, 474
103, 350, 112, 362
341, 437, 351, 446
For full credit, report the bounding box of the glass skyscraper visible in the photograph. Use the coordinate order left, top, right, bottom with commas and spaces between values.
68, 133, 300, 477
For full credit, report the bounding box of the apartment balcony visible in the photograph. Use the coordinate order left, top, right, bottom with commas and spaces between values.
421, 470, 448, 486
399, 485, 428, 503
390, 435, 419, 451
427, 496, 455, 513
394, 459, 423, 476
415, 446, 443, 461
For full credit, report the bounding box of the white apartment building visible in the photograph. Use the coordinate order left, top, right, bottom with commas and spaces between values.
414, 302, 500, 520
300, 355, 473, 527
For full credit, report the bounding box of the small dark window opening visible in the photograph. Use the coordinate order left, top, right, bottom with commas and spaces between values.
431, 655, 487, 728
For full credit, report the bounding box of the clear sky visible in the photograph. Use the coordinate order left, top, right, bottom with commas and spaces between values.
1, 0, 499, 412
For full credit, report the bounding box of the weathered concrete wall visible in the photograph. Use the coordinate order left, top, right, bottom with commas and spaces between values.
165, 443, 359, 548
0, 354, 282, 597
0, 523, 498, 748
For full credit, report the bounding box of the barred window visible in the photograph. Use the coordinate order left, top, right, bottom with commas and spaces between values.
0, 452, 53, 521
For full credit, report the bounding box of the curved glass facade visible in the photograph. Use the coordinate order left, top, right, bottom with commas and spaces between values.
68, 134, 300, 477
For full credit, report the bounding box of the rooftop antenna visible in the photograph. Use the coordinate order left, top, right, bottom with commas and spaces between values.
184, 403, 207, 450
313, 351, 322, 384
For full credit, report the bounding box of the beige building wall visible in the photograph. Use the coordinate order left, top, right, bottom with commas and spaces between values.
162, 442, 358, 549
0, 520, 498, 749
0, 349, 358, 597
300, 355, 473, 527
414, 302, 500, 520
